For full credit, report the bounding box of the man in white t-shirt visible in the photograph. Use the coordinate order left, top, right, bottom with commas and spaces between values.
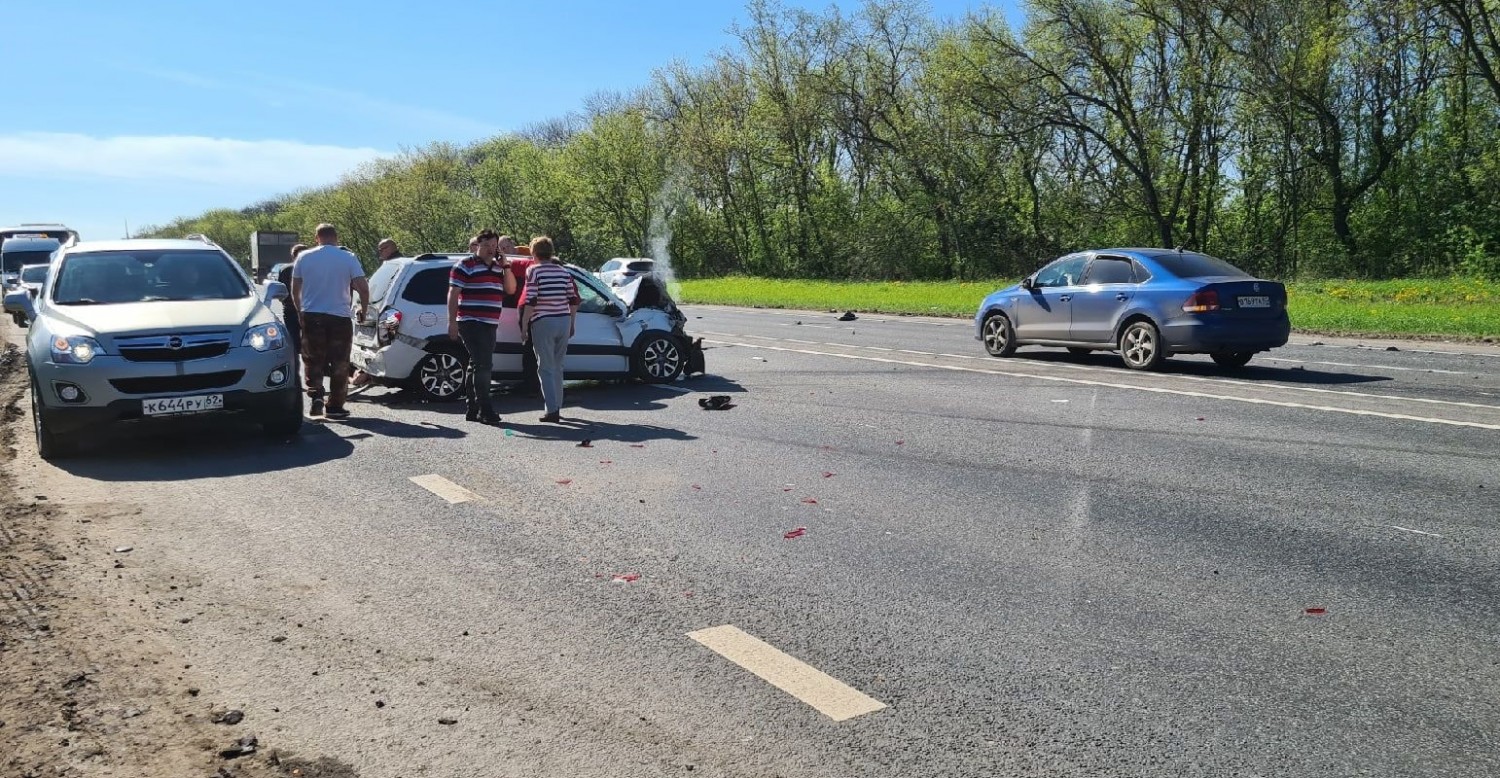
291, 223, 369, 419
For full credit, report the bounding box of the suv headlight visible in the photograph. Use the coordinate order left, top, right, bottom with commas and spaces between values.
242, 323, 286, 352
50, 335, 104, 365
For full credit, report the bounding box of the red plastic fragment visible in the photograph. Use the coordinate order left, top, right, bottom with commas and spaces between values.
613, 573, 641, 583
1305, 607, 1327, 615
599, 460, 613, 464
800, 497, 819, 505
556, 479, 573, 485
691, 485, 702, 491
895, 440, 905, 445
822, 471, 836, 478
784, 527, 807, 539
1196, 417, 1206, 422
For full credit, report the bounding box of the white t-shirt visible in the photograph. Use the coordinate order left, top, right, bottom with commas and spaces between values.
292, 245, 364, 316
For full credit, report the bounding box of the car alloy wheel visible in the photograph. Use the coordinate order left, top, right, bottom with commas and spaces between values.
1119, 321, 1165, 370
633, 333, 685, 383
982, 313, 1015, 357
415, 351, 466, 401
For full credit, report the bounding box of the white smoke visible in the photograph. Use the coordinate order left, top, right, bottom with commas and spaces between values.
647, 167, 689, 300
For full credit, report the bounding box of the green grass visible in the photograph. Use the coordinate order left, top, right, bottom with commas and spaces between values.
675, 276, 1500, 340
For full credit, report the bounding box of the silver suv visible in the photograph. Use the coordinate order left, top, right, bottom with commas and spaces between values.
8, 239, 302, 458
352, 253, 703, 401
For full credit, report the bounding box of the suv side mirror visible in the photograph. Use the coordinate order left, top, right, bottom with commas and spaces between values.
1020, 277, 1036, 291
3, 290, 35, 318
262, 280, 288, 305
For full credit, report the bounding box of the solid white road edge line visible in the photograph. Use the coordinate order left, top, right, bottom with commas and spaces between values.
409, 474, 480, 504
687, 624, 887, 722
703, 331, 1500, 412
703, 338, 1500, 431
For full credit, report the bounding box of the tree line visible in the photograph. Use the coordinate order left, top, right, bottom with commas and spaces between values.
143, 0, 1500, 281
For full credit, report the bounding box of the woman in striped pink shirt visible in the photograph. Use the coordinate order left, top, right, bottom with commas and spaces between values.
519, 236, 580, 422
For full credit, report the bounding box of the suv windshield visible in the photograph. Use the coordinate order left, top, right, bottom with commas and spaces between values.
20, 265, 48, 283
1151, 252, 1250, 279
53, 250, 249, 305
3, 250, 55, 274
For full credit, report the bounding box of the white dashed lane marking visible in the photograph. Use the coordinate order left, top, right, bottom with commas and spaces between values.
687, 624, 887, 722
409, 474, 480, 504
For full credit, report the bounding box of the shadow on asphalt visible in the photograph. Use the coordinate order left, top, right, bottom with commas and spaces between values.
1017, 351, 1393, 385
347, 375, 748, 416
48, 419, 355, 482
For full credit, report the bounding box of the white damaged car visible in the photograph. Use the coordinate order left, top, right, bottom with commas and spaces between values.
351, 253, 704, 402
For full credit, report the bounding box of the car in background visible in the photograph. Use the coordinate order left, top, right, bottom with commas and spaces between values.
352, 253, 703, 402
596, 257, 655, 287
975, 248, 1289, 370
5, 264, 51, 326
6, 239, 302, 459
1, 236, 61, 288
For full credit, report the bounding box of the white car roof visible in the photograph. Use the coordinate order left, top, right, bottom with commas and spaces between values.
61, 239, 226, 253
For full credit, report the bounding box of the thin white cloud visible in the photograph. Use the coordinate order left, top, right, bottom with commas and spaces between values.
0, 132, 389, 190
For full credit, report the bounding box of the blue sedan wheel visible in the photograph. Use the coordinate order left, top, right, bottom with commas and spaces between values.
1119, 320, 1166, 370
982, 313, 1016, 357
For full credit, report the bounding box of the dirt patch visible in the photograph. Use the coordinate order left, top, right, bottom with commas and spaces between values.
0, 341, 352, 777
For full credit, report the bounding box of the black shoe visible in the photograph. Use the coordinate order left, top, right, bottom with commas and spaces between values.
479, 414, 501, 426
309, 399, 325, 417
324, 406, 350, 420
539, 412, 561, 423
465, 408, 480, 422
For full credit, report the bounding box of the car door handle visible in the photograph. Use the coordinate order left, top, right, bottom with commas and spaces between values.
1058, 295, 1072, 302
1115, 293, 1129, 301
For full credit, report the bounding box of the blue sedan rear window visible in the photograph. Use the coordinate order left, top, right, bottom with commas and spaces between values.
1151, 252, 1251, 279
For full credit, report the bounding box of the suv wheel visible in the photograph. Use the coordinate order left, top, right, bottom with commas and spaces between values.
413, 350, 466, 402
631, 331, 685, 383
31, 375, 76, 460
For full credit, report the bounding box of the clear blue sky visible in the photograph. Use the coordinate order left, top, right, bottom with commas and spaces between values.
2, 0, 1020, 243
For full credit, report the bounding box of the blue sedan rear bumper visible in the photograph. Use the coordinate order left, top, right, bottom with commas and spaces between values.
1160, 313, 1291, 354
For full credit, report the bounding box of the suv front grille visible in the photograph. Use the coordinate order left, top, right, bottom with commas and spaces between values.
119, 343, 230, 362
109, 371, 244, 395
116, 333, 233, 363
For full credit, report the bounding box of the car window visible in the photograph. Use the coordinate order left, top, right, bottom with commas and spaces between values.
2, 250, 56, 274
571, 271, 618, 315
1083, 257, 1135, 285
626, 260, 654, 272
1131, 260, 1152, 283
20, 265, 48, 283
1151, 252, 1250, 279
400, 267, 451, 306
53, 249, 248, 305
367, 260, 402, 304
1033, 256, 1088, 288
599, 260, 619, 272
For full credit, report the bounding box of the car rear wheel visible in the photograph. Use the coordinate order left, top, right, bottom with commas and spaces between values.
982, 313, 1016, 357
1119, 320, 1166, 370
413, 350, 466, 402
1210, 350, 1255, 368
632, 331, 685, 383
31, 375, 76, 460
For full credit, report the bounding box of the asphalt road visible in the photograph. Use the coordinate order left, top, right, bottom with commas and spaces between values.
14, 307, 1500, 777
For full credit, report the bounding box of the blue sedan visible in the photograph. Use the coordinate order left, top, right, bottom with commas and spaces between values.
974, 248, 1290, 370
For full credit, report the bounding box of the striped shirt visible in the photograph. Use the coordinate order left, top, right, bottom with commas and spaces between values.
449, 256, 507, 324
520, 262, 580, 321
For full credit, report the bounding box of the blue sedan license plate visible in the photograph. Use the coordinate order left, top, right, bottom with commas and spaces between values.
1238, 295, 1270, 308
143, 394, 224, 416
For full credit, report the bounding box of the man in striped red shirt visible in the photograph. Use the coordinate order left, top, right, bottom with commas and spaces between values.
447, 230, 509, 424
